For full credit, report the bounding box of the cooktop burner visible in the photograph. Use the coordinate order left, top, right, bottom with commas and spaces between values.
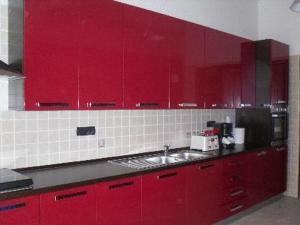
0, 168, 33, 193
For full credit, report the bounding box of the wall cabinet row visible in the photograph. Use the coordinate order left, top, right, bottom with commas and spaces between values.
0, 147, 287, 225
24, 0, 258, 110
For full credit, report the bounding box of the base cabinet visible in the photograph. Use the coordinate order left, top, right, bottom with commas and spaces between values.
0, 196, 39, 225
40, 185, 97, 225
186, 161, 223, 225
96, 176, 141, 225
141, 168, 186, 225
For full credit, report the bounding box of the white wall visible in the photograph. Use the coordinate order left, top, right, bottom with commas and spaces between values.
258, 0, 300, 55
116, 0, 258, 40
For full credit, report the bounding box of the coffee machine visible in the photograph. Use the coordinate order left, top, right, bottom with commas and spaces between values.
212, 122, 235, 149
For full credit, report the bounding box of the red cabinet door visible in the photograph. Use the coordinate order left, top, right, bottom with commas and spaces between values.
78, 0, 124, 110
24, 0, 80, 110
0, 196, 39, 225
142, 168, 186, 225
271, 40, 289, 104
123, 6, 170, 109
97, 176, 141, 225
169, 19, 205, 109
246, 149, 272, 207
40, 185, 97, 225
204, 29, 234, 109
240, 41, 256, 108
186, 161, 223, 225
269, 146, 288, 195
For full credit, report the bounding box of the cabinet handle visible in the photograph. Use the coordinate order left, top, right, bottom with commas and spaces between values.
0, 202, 26, 212
224, 104, 228, 108
230, 204, 244, 212
261, 104, 271, 108
178, 103, 198, 108
276, 100, 286, 104
109, 181, 134, 190
199, 164, 215, 170
87, 102, 116, 108
136, 103, 160, 108
36, 102, 69, 107
157, 172, 177, 180
241, 103, 252, 107
257, 151, 267, 156
230, 190, 244, 197
55, 191, 87, 201
275, 147, 286, 152
211, 104, 217, 108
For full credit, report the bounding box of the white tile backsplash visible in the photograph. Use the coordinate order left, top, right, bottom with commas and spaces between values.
0, 109, 235, 169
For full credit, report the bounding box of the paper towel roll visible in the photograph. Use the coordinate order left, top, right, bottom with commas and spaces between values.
233, 128, 245, 144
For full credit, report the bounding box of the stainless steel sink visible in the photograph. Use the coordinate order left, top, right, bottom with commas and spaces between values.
169, 152, 206, 160
145, 156, 183, 164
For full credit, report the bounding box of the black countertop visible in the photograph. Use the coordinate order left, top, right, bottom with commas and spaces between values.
0, 145, 267, 200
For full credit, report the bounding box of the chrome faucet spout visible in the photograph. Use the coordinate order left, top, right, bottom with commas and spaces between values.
163, 144, 171, 157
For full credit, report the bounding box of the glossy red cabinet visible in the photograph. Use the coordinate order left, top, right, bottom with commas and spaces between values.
0, 196, 39, 225
97, 176, 141, 225
169, 19, 205, 109
24, 0, 80, 110
271, 40, 289, 105
142, 168, 186, 225
40, 185, 97, 225
186, 161, 223, 225
78, 1, 124, 110
123, 6, 170, 109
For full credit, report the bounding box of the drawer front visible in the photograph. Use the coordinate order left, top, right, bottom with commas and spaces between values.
220, 198, 248, 219
222, 155, 247, 175
222, 186, 247, 204
0, 195, 39, 225
223, 172, 246, 189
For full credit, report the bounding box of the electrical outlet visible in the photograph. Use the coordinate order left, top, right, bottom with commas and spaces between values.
98, 139, 105, 148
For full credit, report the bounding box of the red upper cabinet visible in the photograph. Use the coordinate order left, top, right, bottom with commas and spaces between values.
123, 6, 170, 109
40, 185, 97, 225
169, 19, 205, 109
24, 0, 80, 110
142, 168, 186, 225
186, 161, 223, 225
96, 176, 141, 225
78, 1, 124, 110
271, 40, 289, 104
203, 29, 234, 109
0, 196, 39, 225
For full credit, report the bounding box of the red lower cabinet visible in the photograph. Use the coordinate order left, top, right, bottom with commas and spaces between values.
142, 168, 186, 225
96, 176, 141, 225
0, 196, 39, 225
186, 161, 223, 225
40, 185, 97, 225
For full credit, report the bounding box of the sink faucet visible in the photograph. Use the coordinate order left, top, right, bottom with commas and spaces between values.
164, 144, 171, 157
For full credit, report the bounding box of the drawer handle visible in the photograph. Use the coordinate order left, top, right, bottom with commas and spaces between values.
211, 104, 217, 107
0, 202, 26, 212
199, 164, 215, 170
87, 102, 116, 108
178, 103, 198, 108
157, 172, 177, 180
257, 151, 267, 156
230, 204, 244, 212
55, 191, 87, 201
109, 181, 134, 190
36, 102, 69, 107
136, 103, 160, 108
241, 103, 252, 107
230, 190, 244, 197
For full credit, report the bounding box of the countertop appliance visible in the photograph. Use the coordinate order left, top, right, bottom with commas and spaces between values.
0, 168, 33, 193
236, 105, 287, 147
212, 122, 235, 149
191, 135, 219, 151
